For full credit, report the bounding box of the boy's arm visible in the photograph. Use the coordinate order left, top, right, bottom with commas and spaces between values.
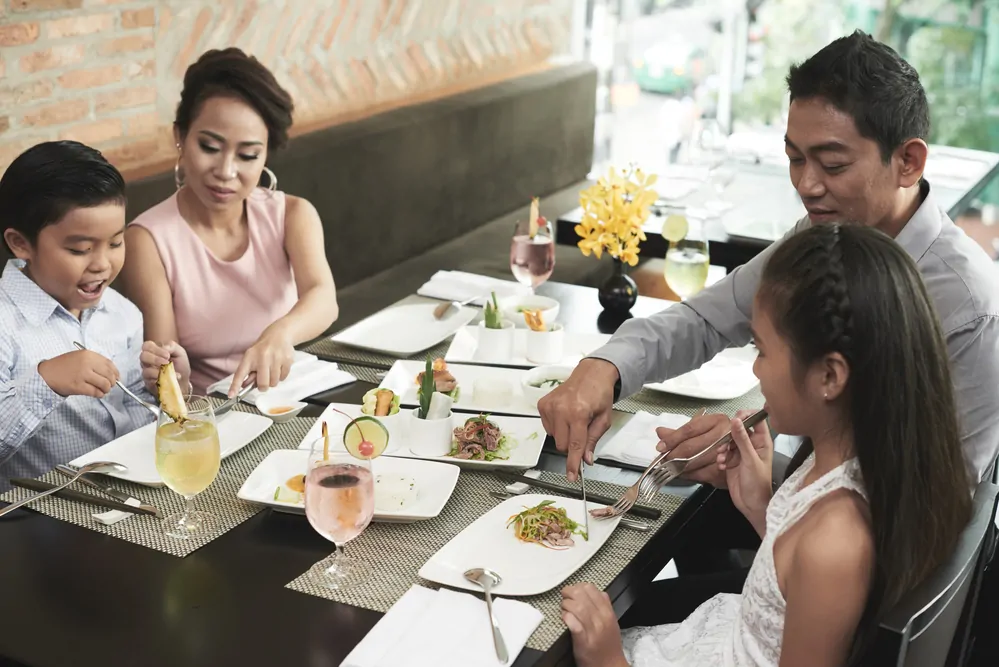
0, 337, 66, 465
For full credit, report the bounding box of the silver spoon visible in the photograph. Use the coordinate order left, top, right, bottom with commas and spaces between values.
73, 341, 159, 417
0, 461, 128, 518
464, 567, 509, 664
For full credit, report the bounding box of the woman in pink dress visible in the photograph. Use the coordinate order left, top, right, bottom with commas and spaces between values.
122, 48, 338, 397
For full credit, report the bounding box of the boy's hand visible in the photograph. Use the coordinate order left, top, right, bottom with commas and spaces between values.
38, 350, 120, 398
140, 341, 192, 396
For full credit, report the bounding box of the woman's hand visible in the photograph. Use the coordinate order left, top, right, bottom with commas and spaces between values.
229, 326, 295, 398
141, 341, 192, 396
561, 583, 630, 667
717, 409, 773, 537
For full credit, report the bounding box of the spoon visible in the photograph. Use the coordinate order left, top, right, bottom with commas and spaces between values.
0, 461, 128, 518
464, 567, 509, 664
73, 342, 160, 417
432, 295, 481, 321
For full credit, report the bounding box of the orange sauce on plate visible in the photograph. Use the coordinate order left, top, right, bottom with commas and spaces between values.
268, 406, 295, 415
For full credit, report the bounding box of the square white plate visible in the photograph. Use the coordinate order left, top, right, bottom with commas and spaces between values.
236, 449, 461, 523
379, 360, 538, 417
444, 326, 611, 368
330, 303, 477, 356
419, 493, 622, 596
70, 412, 273, 487
298, 403, 546, 470
643, 345, 759, 400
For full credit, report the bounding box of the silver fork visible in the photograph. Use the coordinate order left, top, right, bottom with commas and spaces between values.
594, 408, 768, 520
73, 341, 159, 416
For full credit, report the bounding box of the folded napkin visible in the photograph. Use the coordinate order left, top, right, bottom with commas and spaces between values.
207, 352, 355, 405
342, 585, 543, 667
596, 411, 690, 466
417, 270, 531, 305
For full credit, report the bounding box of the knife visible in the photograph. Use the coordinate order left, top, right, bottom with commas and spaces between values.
54, 465, 160, 517
494, 472, 661, 520
9, 478, 158, 516
488, 491, 651, 531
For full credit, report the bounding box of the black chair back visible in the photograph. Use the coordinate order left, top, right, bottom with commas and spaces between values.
864, 481, 999, 667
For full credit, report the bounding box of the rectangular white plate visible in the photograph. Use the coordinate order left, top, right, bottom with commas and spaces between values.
379, 360, 539, 417
297, 403, 545, 470
70, 412, 273, 487
419, 493, 622, 596
644, 345, 759, 400
444, 326, 611, 369
236, 449, 461, 523
331, 303, 477, 356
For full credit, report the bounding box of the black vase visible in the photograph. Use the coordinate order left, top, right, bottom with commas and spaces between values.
598, 259, 638, 314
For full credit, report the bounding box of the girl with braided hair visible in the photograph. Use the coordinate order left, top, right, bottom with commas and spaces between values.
561, 223, 971, 667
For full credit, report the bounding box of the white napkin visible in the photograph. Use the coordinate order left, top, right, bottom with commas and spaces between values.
207, 352, 356, 405
596, 411, 690, 466
417, 270, 531, 305
93, 497, 142, 526
342, 585, 543, 667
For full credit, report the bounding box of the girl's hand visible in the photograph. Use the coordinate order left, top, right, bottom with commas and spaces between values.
561, 583, 630, 667
717, 409, 773, 536
229, 327, 294, 398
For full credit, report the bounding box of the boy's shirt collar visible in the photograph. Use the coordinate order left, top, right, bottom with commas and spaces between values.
0, 259, 108, 327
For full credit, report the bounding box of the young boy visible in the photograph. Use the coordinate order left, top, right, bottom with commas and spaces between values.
0, 141, 190, 492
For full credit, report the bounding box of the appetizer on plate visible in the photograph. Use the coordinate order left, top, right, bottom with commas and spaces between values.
507, 500, 588, 549
415, 358, 461, 402
362, 388, 400, 417
449, 414, 512, 461
528, 378, 563, 390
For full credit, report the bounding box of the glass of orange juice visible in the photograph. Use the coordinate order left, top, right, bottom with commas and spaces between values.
154, 396, 221, 539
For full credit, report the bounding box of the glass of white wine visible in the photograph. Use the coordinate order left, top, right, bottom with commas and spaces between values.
154, 396, 221, 539
664, 219, 710, 300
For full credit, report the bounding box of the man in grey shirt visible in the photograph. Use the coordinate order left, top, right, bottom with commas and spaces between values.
540, 31, 999, 492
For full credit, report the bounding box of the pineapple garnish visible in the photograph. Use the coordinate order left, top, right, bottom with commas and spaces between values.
156, 362, 188, 422
529, 197, 540, 239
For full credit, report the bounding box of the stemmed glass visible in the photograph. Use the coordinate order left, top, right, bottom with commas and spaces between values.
664, 218, 710, 300
510, 218, 555, 292
154, 396, 221, 539
304, 436, 375, 590
689, 119, 735, 216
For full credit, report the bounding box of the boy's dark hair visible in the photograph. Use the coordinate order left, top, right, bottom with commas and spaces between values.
0, 140, 126, 251
787, 30, 930, 163
175, 48, 294, 152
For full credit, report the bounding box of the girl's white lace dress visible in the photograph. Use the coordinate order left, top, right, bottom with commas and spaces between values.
621, 455, 866, 666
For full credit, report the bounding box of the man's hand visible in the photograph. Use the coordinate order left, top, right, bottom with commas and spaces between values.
38, 350, 120, 399
538, 358, 620, 482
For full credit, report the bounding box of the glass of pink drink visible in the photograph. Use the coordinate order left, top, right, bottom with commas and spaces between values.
304, 437, 375, 590
510, 218, 555, 291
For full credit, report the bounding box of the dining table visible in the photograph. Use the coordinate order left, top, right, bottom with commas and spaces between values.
0, 281, 757, 667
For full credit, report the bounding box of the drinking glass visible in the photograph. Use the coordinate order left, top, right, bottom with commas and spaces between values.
510, 218, 555, 291
689, 119, 735, 216
154, 396, 221, 539
304, 436, 375, 590
664, 219, 710, 300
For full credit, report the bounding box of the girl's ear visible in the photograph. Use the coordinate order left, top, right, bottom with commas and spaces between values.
819, 351, 850, 401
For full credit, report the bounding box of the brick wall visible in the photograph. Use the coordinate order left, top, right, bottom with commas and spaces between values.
0, 0, 572, 178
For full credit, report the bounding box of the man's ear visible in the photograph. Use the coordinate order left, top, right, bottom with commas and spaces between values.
896, 138, 928, 189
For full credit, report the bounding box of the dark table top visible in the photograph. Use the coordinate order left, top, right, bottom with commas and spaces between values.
0, 283, 711, 667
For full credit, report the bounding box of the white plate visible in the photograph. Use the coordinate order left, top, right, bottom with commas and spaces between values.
236, 449, 461, 523
298, 403, 546, 470
207, 352, 356, 405
330, 303, 478, 356
444, 326, 610, 368
419, 493, 621, 596
379, 360, 538, 417
644, 346, 759, 400
70, 412, 273, 487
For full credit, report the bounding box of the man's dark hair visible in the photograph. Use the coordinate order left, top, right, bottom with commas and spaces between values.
0, 140, 126, 251
787, 30, 930, 163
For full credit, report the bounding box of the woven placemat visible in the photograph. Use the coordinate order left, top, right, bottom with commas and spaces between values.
614, 385, 764, 417
304, 337, 454, 368
0, 406, 311, 558
285, 470, 684, 652
336, 363, 385, 385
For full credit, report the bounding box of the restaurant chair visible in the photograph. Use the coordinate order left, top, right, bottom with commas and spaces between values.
862, 480, 999, 667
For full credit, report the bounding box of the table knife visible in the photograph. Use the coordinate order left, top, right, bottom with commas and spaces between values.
494, 471, 661, 520
54, 465, 161, 517
9, 478, 158, 516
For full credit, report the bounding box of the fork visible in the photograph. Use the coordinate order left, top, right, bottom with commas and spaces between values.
73, 341, 160, 416
594, 408, 768, 520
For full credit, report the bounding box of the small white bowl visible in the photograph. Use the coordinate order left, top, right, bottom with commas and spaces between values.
521, 364, 575, 407
255, 395, 308, 423
498, 294, 560, 329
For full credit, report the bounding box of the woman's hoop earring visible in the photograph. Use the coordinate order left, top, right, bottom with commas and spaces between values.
262, 166, 277, 192
174, 158, 185, 191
